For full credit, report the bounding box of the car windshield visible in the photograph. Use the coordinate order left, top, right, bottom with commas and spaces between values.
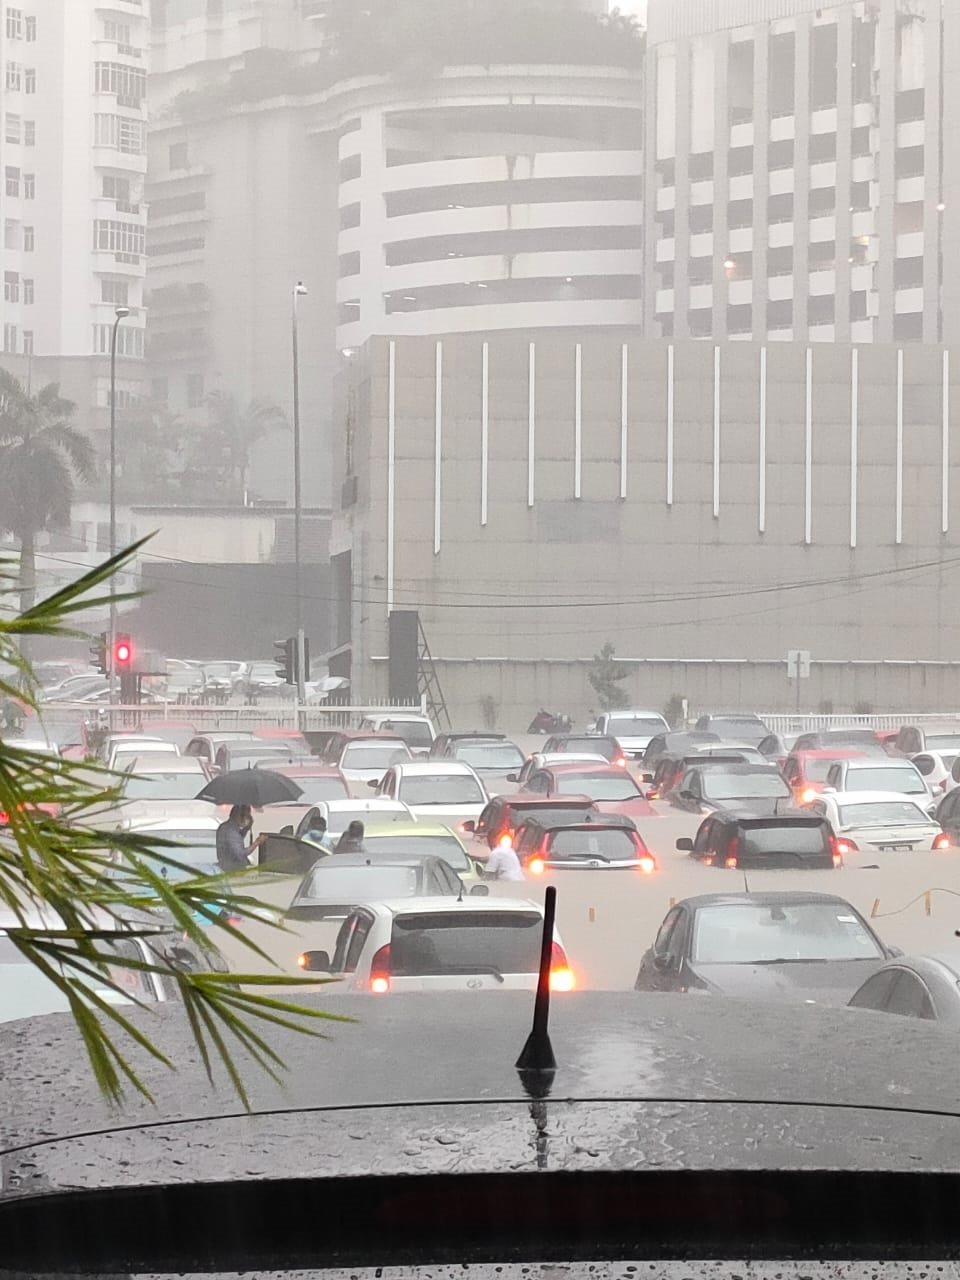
554, 771, 643, 800
389, 910, 542, 975
837, 800, 931, 826
382, 721, 434, 747
740, 823, 830, 855
691, 902, 885, 964
454, 743, 525, 769
123, 771, 206, 800
287, 775, 350, 803
800, 757, 849, 782
547, 828, 638, 859
925, 733, 960, 750
302, 865, 419, 900
362, 834, 471, 872
562, 737, 615, 757
341, 743, 410, 768
845, 767, 924, 792
399, 774, 485, 804
606, 716, 664, 734
701, 772, 791, 800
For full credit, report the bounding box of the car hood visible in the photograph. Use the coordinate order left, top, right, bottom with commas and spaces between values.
692, 958, 886, 1004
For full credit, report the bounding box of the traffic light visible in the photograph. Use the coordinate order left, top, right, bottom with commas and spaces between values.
114, 634, 132, 669
275, 636, 295, 685
89, 631, 108, 675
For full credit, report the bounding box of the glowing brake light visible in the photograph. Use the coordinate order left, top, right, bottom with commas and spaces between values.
497, 833, 513, 849
637, 854, 656, 875
834, 837, 858, 855
528, 857, 546, 876
933, 833, 952, 850
369, 943, 391, 993
832, 851, 843, 868
549, 940, 575, 992
614, 755, 627, 768
801, 787, 818, 803
724, 836, 739, 869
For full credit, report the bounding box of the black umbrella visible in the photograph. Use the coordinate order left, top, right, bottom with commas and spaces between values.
195, 768, 304, 807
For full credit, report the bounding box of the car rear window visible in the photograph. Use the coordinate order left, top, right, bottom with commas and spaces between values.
341, 743, 411, 768
845, 766, 924, 792
382, 721, 434, 748
505, 803, 594, 826
563, 737, 616, 757
363, 834, 471, 872
547, 828, 639, 860
605, 716, 665, 734
701, 772, 791, 800
292, 776, 351, 803
399, 774, 486, 805
454, 743, 525, 769
303, 866, 418, 900
691, 902, 884, 964
554, 772, 643, 800
389, 910, 542, 976
740, 823, 830, 855
837, 800, 931, 826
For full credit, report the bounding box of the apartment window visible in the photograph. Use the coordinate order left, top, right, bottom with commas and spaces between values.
768, 31, 795, 117
103, 19, 132, 42
4, 113, 20, 144
102, 174, 131, 202
93, 323, 143, 357
5, 8, 21, 38
809, 242, 836, 272
3, 271, 18, 302
809, 133, 837, 163
3, 324, 17, 352
93, 218, 145, 257
689, 205, 714, 234
186, 372, 204, 407
728, 146, 754, 177
23, 118, 34, 146
726, 252, 752, 279
21, 329, 32, 354
767, 193, 793, 224
656, 157, 675, 186
101, 279, 128, 305
728, 39, 754, 126
768, 139, 794, 170
4, 166, 19, 197
849, 238, 870, 266
659, 315, 674, 338
169, 141, 189, 169
656, 262, 674, 289
94, 62, 146, 104
23, 67, 35, 93
339, 153, 361, 182
808, 295, 835, 325
896, 89, 924, 124
94, 113, 144, 153
894, 312, 923, 341
895, 258, 924, 289
689, 152, 713, 182
728, 198, 753, 229
23, 224, 34, 251
339, 203, 360, 231
895, 201, 924, 235
22, 172, 34, 199
4, 220, 18, 249
339, 251, 360, 278
852, 17, 875, 103
849, 181, 871, 212
22, 277, 32, 304
5, 62, 21, 90
809, 187, 835, 216
24, 13, 34, 39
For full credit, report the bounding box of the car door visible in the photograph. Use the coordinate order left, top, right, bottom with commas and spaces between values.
690, 816, 715, 861
635, 906, 682, 990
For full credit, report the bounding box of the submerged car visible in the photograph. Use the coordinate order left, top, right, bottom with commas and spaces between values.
807, 791, 949, 856
678, 811, 842, 870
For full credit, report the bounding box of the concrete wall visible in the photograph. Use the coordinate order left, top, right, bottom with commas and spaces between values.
337, 332, 960, 716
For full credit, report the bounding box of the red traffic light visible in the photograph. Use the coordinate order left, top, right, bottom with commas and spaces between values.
114, 636, 132, 666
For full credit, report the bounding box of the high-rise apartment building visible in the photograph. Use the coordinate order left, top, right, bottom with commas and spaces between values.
644, 0, 951, 345
0, 0, 148, 424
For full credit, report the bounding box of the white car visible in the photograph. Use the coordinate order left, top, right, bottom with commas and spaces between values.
292, 797, 415, 842
823, 757, 933, 808
373, 760, 489, 827
298, 896, 575, 993
588, 710, 670, 757
808, 790, 950, 856
357, 712, 436, 757
108, 738, 181, 770
336, 737, 412, 788
120, 755, 210, 803
911, 750, 960, 796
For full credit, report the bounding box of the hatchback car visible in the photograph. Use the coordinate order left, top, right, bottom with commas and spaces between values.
808, 791, 950, 856
514, 815, 656, 875
298, 897, 574, 993
791, 728, 887, 754
320, 732, 413, 787
756, 731, 803, 768
646, 752, 755, 801
373, 760, 489, 827
823, 756, 931, 804
542, 734, 625, 765
465, 792, 598, 851
677, 811, 842, 870
781, 749, 866, 804
509, 751, 609, 789
910, 750, 960, 795
587, 711, 670, 757
286, 854, 466, 924
429, 731, 506, 759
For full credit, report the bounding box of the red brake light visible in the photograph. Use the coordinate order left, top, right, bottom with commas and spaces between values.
549, 940, 575, 991
0, 811, 7, 824
834, 837, 858, 855
638, 854, 657, 875
369, 943, 391, 993
528, 857, 545, 875
724, 836, 739, 869
497, 833, 513, 849
614, 755, 626, 767
934, 833, 952, 850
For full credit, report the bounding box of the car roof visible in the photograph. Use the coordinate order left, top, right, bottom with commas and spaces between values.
305, 854, 438, 871
686, 762, 781, 774
364, 713, 433, 724
357, 896, 544, 918
542, 761, 628, 774
708, 810, 829, 827
842, 757, 921, 768
605, 709, 664, 718
191, 731, 256, 744
825, 789, 931, 804
676, 890, 864, 911
524, 815, 638, 833
127, 755, 207, 772
437, 731, 506, 741
533, 752, 608, 765
316, 798, 411, 814
789, 748, 867, 759
389, 760, 479, 775
495, 791, 596, 806
336, 730, 409, 742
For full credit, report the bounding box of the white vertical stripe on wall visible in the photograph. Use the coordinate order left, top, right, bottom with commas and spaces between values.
849, 347, 859, 550
620, 343, 629, 499
895, 348, 904, 546
943, 349, 950, 534
666, 343, 675, 506
527, 342, 536, 508
387, 340, 396, 608
712, 345, 721, 518
480, 342, 489, 527
574, 343, 582, 499
758, 346, 767, 534
804, 347, 813, 545
433, 339, 442, 555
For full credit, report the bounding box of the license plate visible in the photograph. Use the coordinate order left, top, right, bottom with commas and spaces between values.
877, 844, 914, 851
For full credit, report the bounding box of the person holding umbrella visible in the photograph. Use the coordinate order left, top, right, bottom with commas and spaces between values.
216, 804, 265, 873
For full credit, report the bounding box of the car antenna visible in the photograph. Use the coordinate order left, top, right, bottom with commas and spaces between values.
516, 884, 558, 1082
742, 868, 751, 894
457, 879, 464, 902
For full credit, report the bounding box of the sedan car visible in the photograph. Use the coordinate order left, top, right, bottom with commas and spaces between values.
255, 764, 350, 804
670, 763, 793, 816
693, 713, 768, 745
373, 760, 489, 827
677, 811, 842, 870
522, 762, 656, 820
634, 891, 894, 1005
286, 854, 466, 923
646, 752, 758, 801
444, 738, 526, 794
848, 955, 960, 1025
514, 815, 656, 874
509, 751, 609, 789
541, 734, 626, 765
807, 790, 950, 856
823, 757, 931, 804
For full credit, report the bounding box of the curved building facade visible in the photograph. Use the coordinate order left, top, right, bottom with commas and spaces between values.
323, 64, 643, 348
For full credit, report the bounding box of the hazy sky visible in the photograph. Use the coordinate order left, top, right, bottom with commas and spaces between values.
618, 0, 647, 17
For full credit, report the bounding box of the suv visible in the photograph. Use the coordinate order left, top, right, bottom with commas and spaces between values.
677, 811, 841, 870
693, 713, 769, 745
357, 713, 436, 757
823, 757, 931, 803
513, 816, 656, 874
466, 793, 598, 851
298, 897, 575, 992
647, 752, 753, 801
893, 723, 960, 756
542, 734, 625, 764
588, 711, 669, 758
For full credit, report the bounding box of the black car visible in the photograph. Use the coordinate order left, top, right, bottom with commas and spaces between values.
647, 752, 754, 800
542, 733, 624, 763
640, 730, 721, 771
792, 728, 887, 754
677, 811, 842, 870
634, 891, 895, 1004
848, 954, 960, 1025
430, 731, 506, 759
669, 762, 793, 815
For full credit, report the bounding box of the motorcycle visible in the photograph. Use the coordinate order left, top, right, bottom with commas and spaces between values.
527, 709, 572, 735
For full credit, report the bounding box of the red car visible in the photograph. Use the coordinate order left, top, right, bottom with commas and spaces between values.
782, 749, 866, 804
522, 762, 656, 820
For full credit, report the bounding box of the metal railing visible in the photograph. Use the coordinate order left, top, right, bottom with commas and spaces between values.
754, 712, 960, 735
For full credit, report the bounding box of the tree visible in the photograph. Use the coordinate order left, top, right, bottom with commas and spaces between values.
588, 640, 630, 710
0, 543, 340, 1105
0, 371, 94, 613
184, 393, 287, 503
117, 399, 187, 503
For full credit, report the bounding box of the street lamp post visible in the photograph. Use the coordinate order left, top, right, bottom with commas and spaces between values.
109, 305, 130, 705
291, 282, 307, 700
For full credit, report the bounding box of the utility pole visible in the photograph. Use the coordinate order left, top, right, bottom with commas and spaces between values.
108, 305, 130, 706
291, 282, 307, 701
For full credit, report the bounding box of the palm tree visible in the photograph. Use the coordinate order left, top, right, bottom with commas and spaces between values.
0, 370, 94, 612
192, 392, 287, 503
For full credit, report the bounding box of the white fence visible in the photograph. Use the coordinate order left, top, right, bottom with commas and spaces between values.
754, 712, 960, 735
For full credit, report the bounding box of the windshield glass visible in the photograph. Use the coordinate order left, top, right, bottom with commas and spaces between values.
845, 767, 924, 792
691, 902, 885, 964
382, 721, 434, 747
341, 744, 410, 768
801, 757, 850, 782
303, 865, 419, 900
389, 911, 542, 975
606, 716, 664, 734
701, 773, 791, 800
554, 772, 642, 800
399, 774, 485, 804
740, 824, 830, 854
363, 834, 471, 872
547, 828, 638, 859
837, 800, 931, 826
123, 772, 206, 800
453, 743, 524, 769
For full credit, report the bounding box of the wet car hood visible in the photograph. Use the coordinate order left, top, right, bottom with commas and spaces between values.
693, 958, 887, 1005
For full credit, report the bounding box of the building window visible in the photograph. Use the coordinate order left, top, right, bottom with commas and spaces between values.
339, 251, 360, 278
4, 166, 19, 196
186, 372, 204, 407
688, 308, 713, 338
767, 193, 793, 224
22, 172, 34, 199
23, 118, 34, 145
93, 323, 144, 357
808, 187, 835, 216
688, 258, 712, 286
3, 271, 19, 302
23, 224, 34, 251
151, 376, 169, 404
21, 329, 32, 354
689, 205, 714, 234
894, 312, 923, 341
896, 146, 924, 179
5, 8, 21, 38
689, 152, 713, 181
767, 139, 793, 170
656, 210, 675, 237
728, 199, 752, 229
22, 277, 32, 304
768, 246, 793, 277
850, 290, 868, 322
3, 323, 17, 353
101, 278, 128, 305
4, 113, 19, 143
727, 303, 753, 335
102, 174, 131, 203
94, 61, 146, 105
810, 22, 838, 111
339, 203, 360, 231
808, 295, 835, 325
767, 299, 793, 330
94, 113, 144, 153
895, 257, 924, 289
103, 19, 132, 42
5, 62, 21, 90
169, 141, 189, 169
24, 13, 34, 39
728, 146, 754, 177
93, 218, 145, 258
809, 241, 836, 272
23, 67, 34, 93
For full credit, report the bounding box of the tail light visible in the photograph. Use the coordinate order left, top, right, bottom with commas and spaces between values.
703, 855, 714, 866
835, 837, 859, 855
934, 833, 952, 850
831, 850, 843, 868
369, 943, 391, 993
637, 854, 657, 875
724, 836, 739, 869
549, 940, 575, 991
801, 787, 817, 803
647, 788, 660, 800
528, 856, 546, 876
498, 827, 515, 847
0, 811, 8, 824
614, 755, 627, 768
222, 913, 243, 928
497, 833, 513, 849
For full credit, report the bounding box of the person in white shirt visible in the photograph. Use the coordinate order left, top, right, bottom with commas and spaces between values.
482, 837, 525, 882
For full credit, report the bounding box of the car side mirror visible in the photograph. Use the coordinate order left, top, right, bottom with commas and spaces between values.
461, 819, 476, 834
366, 779, 379, 789
640, 772, 654, 784
679, 789, 693, 800
506, 773, 519, 783
299, 949, 331, 972
469, 883, 490, 897
653, 952, 674, 972
676, 837, 693, 851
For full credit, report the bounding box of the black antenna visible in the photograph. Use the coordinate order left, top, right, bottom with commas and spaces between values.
457, 879, 464, 902
742, 868, 750, 894
516, 884, 558, 1077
